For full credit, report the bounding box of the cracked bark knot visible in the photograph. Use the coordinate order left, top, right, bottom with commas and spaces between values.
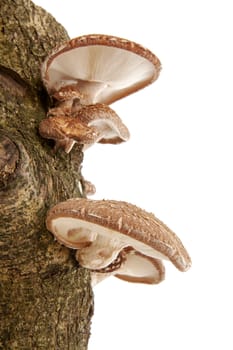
0, 135, 19, 187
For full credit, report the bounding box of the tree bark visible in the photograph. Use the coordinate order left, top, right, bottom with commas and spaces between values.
0, 1, 94, 349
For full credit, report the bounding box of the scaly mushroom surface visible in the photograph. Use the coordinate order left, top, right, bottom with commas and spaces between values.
39, 34, 160, 152
38, 115, 98, 153
73, 103, 130, 146
48, 84, 85, 117
46, 198, 191, 285
39, 104, 130, 152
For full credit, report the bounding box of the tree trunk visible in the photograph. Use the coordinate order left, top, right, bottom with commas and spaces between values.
0, 1, 94, 349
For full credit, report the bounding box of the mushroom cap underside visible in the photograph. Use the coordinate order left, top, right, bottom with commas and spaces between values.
91, 253, 165, 285
42, 34, 161, 105
74, 103, 130, 144
115, 252, 165, 284
46, 199, 191, 272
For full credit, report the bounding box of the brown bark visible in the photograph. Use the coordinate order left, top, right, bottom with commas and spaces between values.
0, 1, 94, 349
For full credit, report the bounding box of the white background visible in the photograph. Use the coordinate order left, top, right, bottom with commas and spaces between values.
34, 1, 233, 349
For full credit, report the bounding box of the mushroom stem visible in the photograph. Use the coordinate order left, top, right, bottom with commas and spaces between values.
76, 235, 129, 270
72, 79, 108, 105
90, 248, 128, 273
79, 179, 96, 197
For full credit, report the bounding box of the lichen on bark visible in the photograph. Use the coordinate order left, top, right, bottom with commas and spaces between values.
0, 1, 94, 349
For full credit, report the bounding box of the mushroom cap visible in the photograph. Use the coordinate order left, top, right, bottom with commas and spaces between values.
91, 252, 165, 286
115, 252, 165, 284
41, 34, 161, 105
74, 103, 130, 145
39, 103, 129, 152
46, 198, 191, 274
39, 115, 98, 153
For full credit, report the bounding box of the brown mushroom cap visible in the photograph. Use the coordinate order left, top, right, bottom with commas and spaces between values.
39, 103, 129, 152
73, 103, 130, 145
41, 34, 161, 105
38, 115, 98, 153
46, 198, 191, 281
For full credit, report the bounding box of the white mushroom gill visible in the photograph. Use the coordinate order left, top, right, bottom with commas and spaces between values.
46, 46, 155, 103
76, 235, 127, 270
50, 217, 170, 267
88, 119, 127, 142
46, 198, 191, 278
49, 46, 155, 86
91, 253, 165, 286
52, 217, 97, 248
117, 254, 157, 277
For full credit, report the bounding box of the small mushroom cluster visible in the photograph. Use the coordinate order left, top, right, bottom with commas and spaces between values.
39, 34, 161, 153
40, 34, 191, 286
46, 199, 191, 286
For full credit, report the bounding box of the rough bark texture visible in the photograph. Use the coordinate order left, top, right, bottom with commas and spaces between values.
0, 1, 94, 349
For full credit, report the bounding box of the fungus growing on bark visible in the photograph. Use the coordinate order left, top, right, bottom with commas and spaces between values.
39, 103, 130, 152
41, 34, 161, 106
47, 84, 85, 117
73, 103, 130, 146
46, 198, 191, 285
38, 115, 98, 153
39, 34, 160, 152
